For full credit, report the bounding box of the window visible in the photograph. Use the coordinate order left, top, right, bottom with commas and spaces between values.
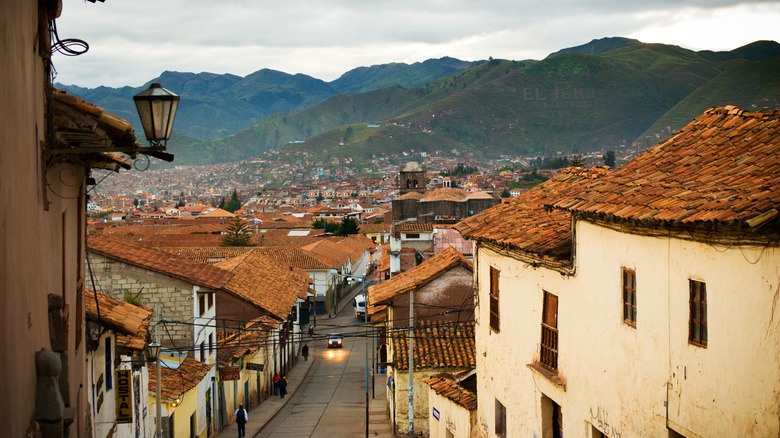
495, 399, 506, 437
405, 233, 420, 239
199, 293, 206, 317
540, 291, 558, 370
622, 268, 637, 326
200, 341, 205, 362
489, 266, 500, 333
689, 280, 707, 347
105, 337, 113, 390
207, 292, 214, 310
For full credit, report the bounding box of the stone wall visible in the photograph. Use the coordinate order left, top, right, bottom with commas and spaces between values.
88, 252, 196, 348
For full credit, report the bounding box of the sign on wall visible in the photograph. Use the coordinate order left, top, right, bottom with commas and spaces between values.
246, 363, 264, 371
115, 370, 133, 423
219, 366, 240, 381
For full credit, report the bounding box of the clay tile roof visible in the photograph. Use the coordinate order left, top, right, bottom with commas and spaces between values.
397, 192, 425, 200
149, 356, 212, 401
88, 233, 233, 290
454, 167, 610, 259
465, 191, 495, 200
421, 188, 468, 202
550, 106, 780, 227
197, 208, 235, 219
217, 317, 278, 366
369, 246, 472, 313
422, 374, 478, 411
52, 89, 171, 163
159, 246, 255, 264
392, 321, 476, 370
215, 252, 310, 320
85, 290, 152, 351
301, 239, 352, 268
397, 223, 434, 232
255, 246, 332, 270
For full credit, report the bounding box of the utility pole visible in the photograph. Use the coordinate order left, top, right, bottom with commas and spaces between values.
408, 289, 414, 438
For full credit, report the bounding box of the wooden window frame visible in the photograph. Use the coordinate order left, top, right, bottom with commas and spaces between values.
622, 268, 637, 327
689, 280, 707, 347
489, 266, 500, 333
540, 291, 558, 370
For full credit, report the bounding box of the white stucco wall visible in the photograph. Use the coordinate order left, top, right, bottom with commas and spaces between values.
474, 220, 780, 438
427, 388, 475, 438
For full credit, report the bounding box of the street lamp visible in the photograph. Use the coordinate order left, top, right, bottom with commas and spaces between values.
145, 341, 162, 438
133, 83, 180, 148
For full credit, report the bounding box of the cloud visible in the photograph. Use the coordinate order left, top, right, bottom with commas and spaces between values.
53, 0, 780, 87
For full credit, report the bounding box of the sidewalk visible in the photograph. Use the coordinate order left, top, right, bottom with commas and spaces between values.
216, 343, 315, 438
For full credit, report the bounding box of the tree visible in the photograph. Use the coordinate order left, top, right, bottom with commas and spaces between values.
221, 216, 252, 247
603, 150, 616, 167
337, 217, 360, 235
570, 154, 586, 167
133, 198, 139, 208
223, 189, 241, 213
500, 188, 511, 198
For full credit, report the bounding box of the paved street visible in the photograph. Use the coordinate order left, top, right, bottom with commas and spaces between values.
256, 292, 394, 437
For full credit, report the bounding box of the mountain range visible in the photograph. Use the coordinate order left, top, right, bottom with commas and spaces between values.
57, 37, 780, 166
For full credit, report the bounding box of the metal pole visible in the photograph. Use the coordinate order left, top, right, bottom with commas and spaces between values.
364, 279, 369, 438
408, 289, 414, 438
155, 308, 162, 438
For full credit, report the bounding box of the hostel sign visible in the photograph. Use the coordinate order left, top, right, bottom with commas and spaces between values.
115, 370, 132, 423
219, 366, 240, 381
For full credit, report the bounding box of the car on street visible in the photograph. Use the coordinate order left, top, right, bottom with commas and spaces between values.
327, 332, 343, 348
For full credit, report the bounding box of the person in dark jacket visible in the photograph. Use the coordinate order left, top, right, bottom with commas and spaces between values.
278, 375, 288, 398
234, 404, 248, 437
302, 344, 309, 361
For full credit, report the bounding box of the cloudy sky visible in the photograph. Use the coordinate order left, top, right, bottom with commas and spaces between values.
54, 0, 780, 88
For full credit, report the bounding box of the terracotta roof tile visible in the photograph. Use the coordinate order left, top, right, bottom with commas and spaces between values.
217, 317, 278, 366
149, 356, 211, 401
422, 374, 478, 411
88, 233, 232, 290
392, 321, 475, 370
159, 246, 255, 264
420, 188, 468, 202
454, 167, 610, 259
369, 247, 472, 314
255, 246, 332, 270
85, 290, 152, 351
550, 106, 780, 227
397, 223, 434, 232
215, 252, 310, 320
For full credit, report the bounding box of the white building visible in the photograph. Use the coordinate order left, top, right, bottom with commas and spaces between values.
456, 106, 780, 437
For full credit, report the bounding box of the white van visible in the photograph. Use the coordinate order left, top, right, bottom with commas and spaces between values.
353, 295, 366, 320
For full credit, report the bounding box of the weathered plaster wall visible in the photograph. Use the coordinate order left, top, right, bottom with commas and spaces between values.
474, 220, 780, 437
426, 388, 475, 438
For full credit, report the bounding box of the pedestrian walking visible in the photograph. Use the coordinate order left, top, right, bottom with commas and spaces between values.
273, 373, 280, 396
302, 344, 309, 361
279, 374, 288, 398
234, 404, 248, 438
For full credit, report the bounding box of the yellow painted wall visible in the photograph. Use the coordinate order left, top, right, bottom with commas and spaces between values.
427, 388, 475, 438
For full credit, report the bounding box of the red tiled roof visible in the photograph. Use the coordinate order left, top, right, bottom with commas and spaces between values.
454, 167, 610, 259
397, 223, 434, 232
392, 321, 475, 370
255, 246, 332, 270
217, 317, 278, 367
85, 290, 152, 351
159, 246, 255, 264
88, 233, 232, 290
149, 356, 211, 401
423, 374, 478, 411
551, 106, 780, 227
420, 188, 468, 202
369, 246, 472, 313
215, 252, 310, 320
